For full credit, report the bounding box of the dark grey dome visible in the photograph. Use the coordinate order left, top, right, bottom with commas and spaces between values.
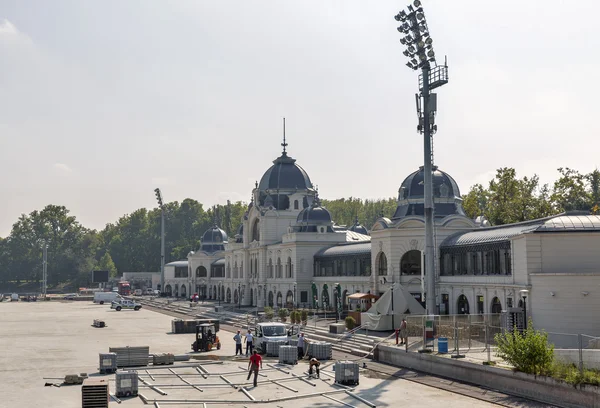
200, 225, 228, 252
259, 152, 312, 192
297, 205, 332, 224
393, 166, 466, 220
348, 217, 369, 235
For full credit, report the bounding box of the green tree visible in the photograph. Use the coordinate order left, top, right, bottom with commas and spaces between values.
96, 252, 118, 277
551, 167, 592, 212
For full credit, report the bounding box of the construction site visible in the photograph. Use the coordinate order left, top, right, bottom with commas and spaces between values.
0, 299, 545, 408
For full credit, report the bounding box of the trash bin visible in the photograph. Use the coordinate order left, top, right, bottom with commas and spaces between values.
438, 337, 448, 354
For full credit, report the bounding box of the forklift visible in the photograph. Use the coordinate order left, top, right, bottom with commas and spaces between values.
191, 322, 221, 352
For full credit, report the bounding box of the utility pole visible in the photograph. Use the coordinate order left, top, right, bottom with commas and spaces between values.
42, 243, 48, 299
155, 188, 165, 295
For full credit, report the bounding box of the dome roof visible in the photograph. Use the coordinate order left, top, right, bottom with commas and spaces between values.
297, 205, 332, 224
393, 166, 466, 220
348, 217, 369, 235
258, 152, 312, 192
200, 225, 228, 252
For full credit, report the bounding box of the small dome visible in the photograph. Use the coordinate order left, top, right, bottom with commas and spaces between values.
348, 217, 369, 235
200, 225, 228, 252
393, 165, 466, 220
297, 205, 332, 224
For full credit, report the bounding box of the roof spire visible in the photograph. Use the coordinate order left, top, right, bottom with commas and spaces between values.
281, 117, 288, 155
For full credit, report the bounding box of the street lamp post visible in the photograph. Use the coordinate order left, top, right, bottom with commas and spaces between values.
40, 242, 48, 299
238, 283, 241, 310
218, 282, 222, 306
395, 0, 448, 316
293, 284, 297, 309
520, 289, 529, 331
154, 188, 166, 296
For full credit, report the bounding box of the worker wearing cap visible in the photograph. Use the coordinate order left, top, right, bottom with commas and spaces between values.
233, 330, 243, 356
297, 332, 305, 359
309, 357, 320, 378
247, 350, 263, 387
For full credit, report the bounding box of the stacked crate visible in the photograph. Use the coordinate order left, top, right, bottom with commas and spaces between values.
278, 345, 297, 365
115, 370, 138, 398
266, 340, 287, 357
152, 353, 175, 365
334, 360, 359, 385
307, 342, 332, 360
109, 346, 150, 367
99, 353, 117, 374
81, 378, 109, 408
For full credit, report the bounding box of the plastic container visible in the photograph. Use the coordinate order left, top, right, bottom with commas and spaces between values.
278, 346, 297, 365
307, 342, 332, 360
266, 341, 287, 357
334, 360, 359, 385
99, 353, 117, 374
438, 337, 448, 354
115, 370, 138, 397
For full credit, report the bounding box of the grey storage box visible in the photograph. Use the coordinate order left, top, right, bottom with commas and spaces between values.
334, 360, 359, 385
288, 338, 298, 347
82, 378, 109, 408
152, 353, 175, 365
115, 370, 138, 397
307, 342, 332, 360
329, 323, 345, 334
266, 341, 287, 357
99, 353, 117, 374
278, 345, 297, 365
109, 346, 150, 367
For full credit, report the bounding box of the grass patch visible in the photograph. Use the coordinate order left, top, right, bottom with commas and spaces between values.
550, 362, 600, 386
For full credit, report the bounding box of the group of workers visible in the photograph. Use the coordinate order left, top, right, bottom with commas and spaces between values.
234, 330, 320, 387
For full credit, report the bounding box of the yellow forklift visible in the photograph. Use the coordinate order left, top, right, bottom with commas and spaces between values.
191, 322, 221, 352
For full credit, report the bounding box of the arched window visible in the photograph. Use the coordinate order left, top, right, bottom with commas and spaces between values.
457, 295, 469, 315
286, 257, 293, 278
254, 258, 258, 279
268, 291, 274, 307
400, 250, 421, 275
294, 200, 299, 210
196, 266, 208, 278
251, 219, 260, 242
276, 292, 283, 307
277, 258, 282, 278
268, 259, 273, 278
377, 252, 387, 276
321, 286, 330, 309
226, 288, 232, 303
491, 297, 502, 314
226, 263, 231, 278
240, 261, 243, 279
234, 262, 238, 279
286, 290, 294, 308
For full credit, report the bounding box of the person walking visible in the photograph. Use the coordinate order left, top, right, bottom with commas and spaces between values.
233, 330, 243, 356
309, 357, 320, 378
399, 318, 408, 345
247, 350, 263, 387
244, 329, 254, 356
297, 332, 305, 359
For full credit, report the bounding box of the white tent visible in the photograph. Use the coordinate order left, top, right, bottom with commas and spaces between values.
361, 283, 426, 331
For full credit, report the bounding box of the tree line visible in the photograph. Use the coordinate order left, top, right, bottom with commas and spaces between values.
0, 166, 597, 288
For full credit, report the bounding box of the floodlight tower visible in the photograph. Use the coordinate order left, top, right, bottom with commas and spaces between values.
155, 188, 165, 295
395, 0, 448, 315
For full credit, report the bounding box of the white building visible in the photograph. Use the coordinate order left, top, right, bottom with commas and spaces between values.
176, 141, 600, 340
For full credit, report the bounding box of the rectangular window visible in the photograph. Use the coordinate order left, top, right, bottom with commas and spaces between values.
300, 291, 308, 303
174, 267, 188, 278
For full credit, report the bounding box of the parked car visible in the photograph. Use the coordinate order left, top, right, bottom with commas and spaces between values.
110, 299, 142, 311
64, 293, 79, 300
145, 288, 154, 295
133, 289, 143, 296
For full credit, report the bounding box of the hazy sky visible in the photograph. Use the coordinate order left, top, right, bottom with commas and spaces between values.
1, 0, 599, 237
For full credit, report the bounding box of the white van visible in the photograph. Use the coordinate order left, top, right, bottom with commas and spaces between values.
11, 293, 19, 302
253, 322, 299, 354
133, 289, 143, 296
94, 292, 123, 305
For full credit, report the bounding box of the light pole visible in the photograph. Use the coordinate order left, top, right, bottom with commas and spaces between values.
40, 242, 48, 299
520, 289, 529, 331
395, 0, 448, 316
238, 283, 241, 310
154, 188, 165, 296
293, 284, 297, 309
218, 281, 222, 306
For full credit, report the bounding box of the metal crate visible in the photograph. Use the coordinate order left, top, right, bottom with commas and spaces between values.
82, 378, 109, 408
115, 370, 138, 398
334, 360, 359, 385
307, 342, 332, 360
266, 341, 287, 357
99, 353, 117, 374
278, 345, 297, 365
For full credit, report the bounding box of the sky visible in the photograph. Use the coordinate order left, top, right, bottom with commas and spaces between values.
1, 0, 599, 237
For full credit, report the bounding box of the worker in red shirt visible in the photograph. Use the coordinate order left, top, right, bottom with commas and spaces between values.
247, 350, 263, 387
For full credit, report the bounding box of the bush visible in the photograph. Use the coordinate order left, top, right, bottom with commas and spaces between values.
550, 362, 600, 386
301, 309, 308, 324
264, 306, 274, 320
345, 316, 356, 330
494, 319, 554, 376
289, 311, 298, 324
278, 308, 289, 322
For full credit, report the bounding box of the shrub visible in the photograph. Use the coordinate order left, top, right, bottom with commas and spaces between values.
264, 306, 274, 320
278, 308, 289, 323
301, 309, 308, 324
289, 311, 298, 324
345, 316, 356, 330
494, 319, 554, 376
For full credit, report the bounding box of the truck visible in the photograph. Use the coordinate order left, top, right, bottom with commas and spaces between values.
117, 281, 131, 296
110, 299, 142, 311
253, 322, 299, 354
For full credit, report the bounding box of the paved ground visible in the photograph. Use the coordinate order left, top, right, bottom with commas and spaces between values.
0, 301, 550, 407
